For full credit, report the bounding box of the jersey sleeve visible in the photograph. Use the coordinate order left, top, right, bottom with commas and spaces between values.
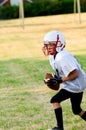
59, 56, 78, 77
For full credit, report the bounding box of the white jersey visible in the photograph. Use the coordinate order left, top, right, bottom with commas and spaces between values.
49, 50, 86, 93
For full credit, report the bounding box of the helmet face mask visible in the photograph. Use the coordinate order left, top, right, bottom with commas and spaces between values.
42, 42, 57, 56
42, 31, 66, 56
44, 41, 56, 45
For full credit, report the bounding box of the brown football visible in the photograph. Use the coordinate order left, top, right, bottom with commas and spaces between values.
45, 73, 60, 91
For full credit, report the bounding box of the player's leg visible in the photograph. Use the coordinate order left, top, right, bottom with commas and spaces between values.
48, 89, 70, 130
48, 105, 64, 130
79, 110, 86, 121
70, 92, 86, 121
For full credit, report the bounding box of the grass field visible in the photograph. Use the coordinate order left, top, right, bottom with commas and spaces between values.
0, 13, 86, 130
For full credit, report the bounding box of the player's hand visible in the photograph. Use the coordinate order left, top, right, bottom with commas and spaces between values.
54, 75, 62, 83
44, 78, 58, 87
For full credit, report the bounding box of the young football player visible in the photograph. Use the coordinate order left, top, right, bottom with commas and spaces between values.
42, 30, 86, 130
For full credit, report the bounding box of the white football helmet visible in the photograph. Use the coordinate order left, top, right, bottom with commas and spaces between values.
43, 30, 66, 55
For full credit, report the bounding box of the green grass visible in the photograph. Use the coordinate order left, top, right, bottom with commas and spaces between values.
0, 56, 85, 130
0, 58, 51, 89
0, 13, 86, 130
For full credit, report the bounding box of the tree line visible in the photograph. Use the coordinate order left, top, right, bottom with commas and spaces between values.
0, 0, 86, 19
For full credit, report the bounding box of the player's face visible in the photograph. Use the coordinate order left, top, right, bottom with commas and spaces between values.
47, 43, 57, 55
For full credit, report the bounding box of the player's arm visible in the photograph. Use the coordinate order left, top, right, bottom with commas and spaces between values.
62, 69, 78, 82
47, 69, 78, 84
